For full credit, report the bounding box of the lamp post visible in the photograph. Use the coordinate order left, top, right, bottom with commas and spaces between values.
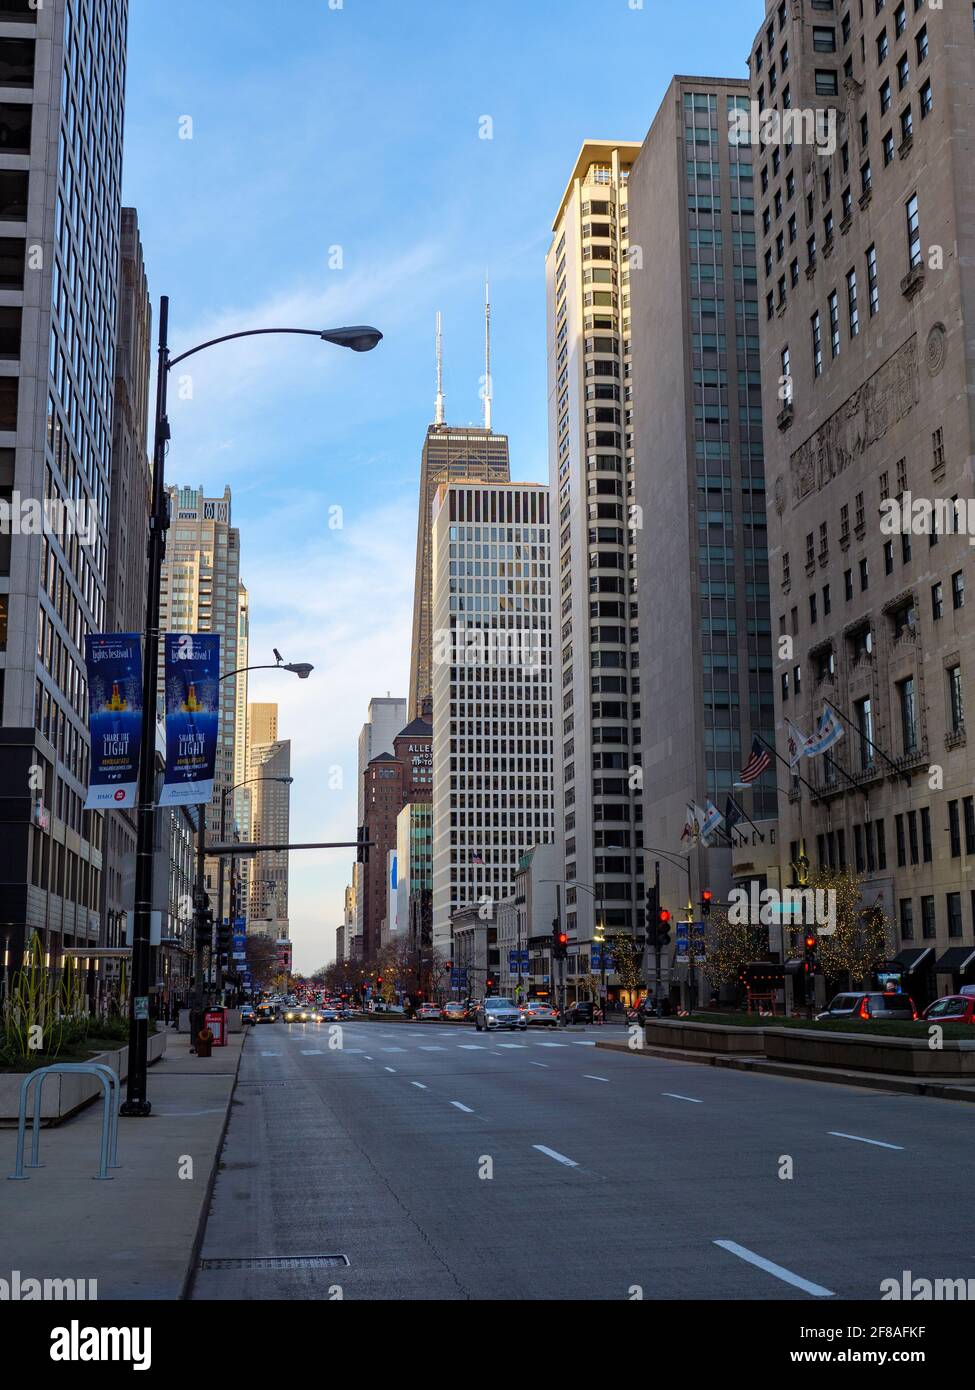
121, 299, 381, 1117
645, 844, 695, 1012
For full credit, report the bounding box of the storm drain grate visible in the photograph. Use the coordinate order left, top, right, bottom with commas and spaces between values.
200, 1254, 349, 1271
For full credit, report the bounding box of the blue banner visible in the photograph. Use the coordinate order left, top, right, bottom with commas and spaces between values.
84, 634, 143, 810
160, 634, 220, 807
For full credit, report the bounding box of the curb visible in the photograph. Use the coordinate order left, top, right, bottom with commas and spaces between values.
180, 1030, 248, 1300
594, 1039, 975, 1103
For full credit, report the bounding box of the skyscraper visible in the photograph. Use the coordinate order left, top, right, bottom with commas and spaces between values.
100, 207, 152, 951
0, 0, 129, 967
430, 481, 555, 961
407, 311, 510, 720
246, 700, 290, 939
750, 0, 975, 1002
158, 484, 243, 903
545, 142, 645, 962
628, 77, 776, 930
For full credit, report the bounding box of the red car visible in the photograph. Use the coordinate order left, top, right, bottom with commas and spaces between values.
922, 995, 975, 1025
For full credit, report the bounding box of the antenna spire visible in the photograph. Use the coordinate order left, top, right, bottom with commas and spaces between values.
483, 273, 493, 431
434, 310, 445, 425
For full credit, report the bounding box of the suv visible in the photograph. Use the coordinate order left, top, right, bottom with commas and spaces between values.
564, 1000, 595, 1025
475, 998, 527, 1032
817, 991, 918, 1022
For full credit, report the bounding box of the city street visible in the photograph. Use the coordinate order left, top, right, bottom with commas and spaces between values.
193, 1023, 974, 1301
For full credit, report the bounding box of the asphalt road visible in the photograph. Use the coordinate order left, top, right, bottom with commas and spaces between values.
191, 1019, 975, 1301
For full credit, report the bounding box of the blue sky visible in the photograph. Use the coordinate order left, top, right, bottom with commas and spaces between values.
122, 0, 754, 972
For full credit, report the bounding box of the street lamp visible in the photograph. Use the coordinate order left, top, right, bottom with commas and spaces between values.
121, 299, 380, 1118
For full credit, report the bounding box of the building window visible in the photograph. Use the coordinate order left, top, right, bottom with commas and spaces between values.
828, 290, 840, 356
932, 582, 943, 620
921, 896, 936, 940
897, 53, 910, 90
898, 675, 917, 753
948, 664, 964, 733
921, 807, 932, 862
948, 893, 963, 940
919, 79, 932, 118
815, 69, 839, 97
866, 243, 879, 315
846, 268, 859, 336
952, 570, 965, 610
855, 696, 873, 769
949, 800, 961, 857
811, 311, 823, 376
906, 195, 921, 267
899, 898, 914, 941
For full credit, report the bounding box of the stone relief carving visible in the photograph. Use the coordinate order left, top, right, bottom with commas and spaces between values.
789, 335, 919, 506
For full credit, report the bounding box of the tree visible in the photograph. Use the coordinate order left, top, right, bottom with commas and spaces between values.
703, 907, 768, 992
610, 934, 643, 996
799, 867, 891, 986
244, 933, 279, 989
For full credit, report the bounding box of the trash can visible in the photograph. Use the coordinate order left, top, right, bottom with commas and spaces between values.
205, 1007, 228, 1046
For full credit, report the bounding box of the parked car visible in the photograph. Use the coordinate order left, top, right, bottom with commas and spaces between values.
475, 998, 527, 1032
564, 1000, 595, 1025
922, 995, 975, 1025
441, 1001, 469, 1022
816, 991, 918, 1022
522, 1000, 559, 1028
416, 1003, 442, 1022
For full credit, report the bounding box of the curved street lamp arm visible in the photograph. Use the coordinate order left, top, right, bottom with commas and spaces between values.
643, 846, 693, 881
168, 327, 326, 372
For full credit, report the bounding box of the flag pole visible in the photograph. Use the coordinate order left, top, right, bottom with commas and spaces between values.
753, 733, 824, 806
727, 794, 765, 842
823, 697, 911, 785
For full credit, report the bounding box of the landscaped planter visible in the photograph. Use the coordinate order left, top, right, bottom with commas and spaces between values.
644, 1019, 767, 1055
763, 1027, 975, 1078
0, 1030, 167, 1124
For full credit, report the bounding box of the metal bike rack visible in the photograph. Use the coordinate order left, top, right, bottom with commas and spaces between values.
7, 1062, 121, 1182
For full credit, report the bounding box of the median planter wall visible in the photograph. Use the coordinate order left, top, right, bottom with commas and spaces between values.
0, 1030, 167, 1125
644, 1019, 767, 1054
763, 1028, 975, 1078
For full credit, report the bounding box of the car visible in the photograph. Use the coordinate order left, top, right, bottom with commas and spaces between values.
816, 991, 918, 1022
475, 997, 527, 1032
254, 1004, 277, 1025
522, 1000, 559, 1027
441, 1001, 468, 1022
922, 995, 975, 1025
564, 1000, 595, 1025
318, 1006, 340, 1022
416, 1003, 442, 1021
282, 1007, 312, 1023
240, 1005, 256, 1025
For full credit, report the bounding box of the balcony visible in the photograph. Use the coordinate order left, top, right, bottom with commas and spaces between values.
946, 726, 967, 751
901, 264, 925, 300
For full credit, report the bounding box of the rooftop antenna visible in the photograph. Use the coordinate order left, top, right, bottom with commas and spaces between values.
483, 273, 493, 431
434, 310, 445, 426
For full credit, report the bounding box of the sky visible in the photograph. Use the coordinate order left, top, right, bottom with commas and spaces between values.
121, 0, 755, 973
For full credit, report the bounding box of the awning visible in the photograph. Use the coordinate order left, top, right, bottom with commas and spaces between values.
894, 946, 935, 975
935, 946, 975, 974
784, 959, 806, 976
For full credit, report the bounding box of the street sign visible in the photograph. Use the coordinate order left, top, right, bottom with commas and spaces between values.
507, 950, 529, 971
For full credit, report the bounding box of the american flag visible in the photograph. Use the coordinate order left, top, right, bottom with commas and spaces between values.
735, 736, 771, 787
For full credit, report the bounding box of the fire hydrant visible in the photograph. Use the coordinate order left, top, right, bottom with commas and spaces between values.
195, 1027, 214, 1058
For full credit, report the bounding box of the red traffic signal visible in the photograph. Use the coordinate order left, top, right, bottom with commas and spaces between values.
558, 931, 568, 947
659, 909, 671, 924
804, 933, 816, 952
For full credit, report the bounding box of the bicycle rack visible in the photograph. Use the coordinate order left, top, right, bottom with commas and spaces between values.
7, 1062, 121, 1182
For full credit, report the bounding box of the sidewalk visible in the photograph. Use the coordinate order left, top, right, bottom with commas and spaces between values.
0, 1028, 245, 1299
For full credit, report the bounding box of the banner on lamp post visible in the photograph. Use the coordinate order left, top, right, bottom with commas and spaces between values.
83, 634, 144, 810
160, 634, 220, 807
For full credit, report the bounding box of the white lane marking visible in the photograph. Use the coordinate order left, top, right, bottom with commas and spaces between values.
713, 1240, 835, 1298
662, 1092, 703, 1104
259, 1051, 280, 1057
497, 1043, 526, 1049
419, 1045, 447, 1052
152, 1107, 225, 1116
529, 1061, 549, 1068
828, 1131, 904, 1151
381, 1047, 406, 1053
450, 1102, 474, 1113
300, 1050, 324, 1056
537, 1042, 568, 1048
583, 1074, 610, 1083
379, 1034, 398, 1038
343, 1048, 365, 1054
384, 1067, 397, 1073
533, 1144, 578, 1168
458, 1044, 485, 1050
572, 1040, 597, 1047
411, 1082, 428, 1090
363, 1055, 373, 1061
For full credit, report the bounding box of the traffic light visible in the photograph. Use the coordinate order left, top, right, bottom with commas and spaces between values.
376, 975, 383, 987
701, 889, 713, 918
558, 930, 568, 960
646, 882, 658, 926
657, 909, 672, 949
803, 932, 817, 971
195, 901, 213, 952
356, 826, 369, 864
217, 921, 232, 958
485, 975, 496, 993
